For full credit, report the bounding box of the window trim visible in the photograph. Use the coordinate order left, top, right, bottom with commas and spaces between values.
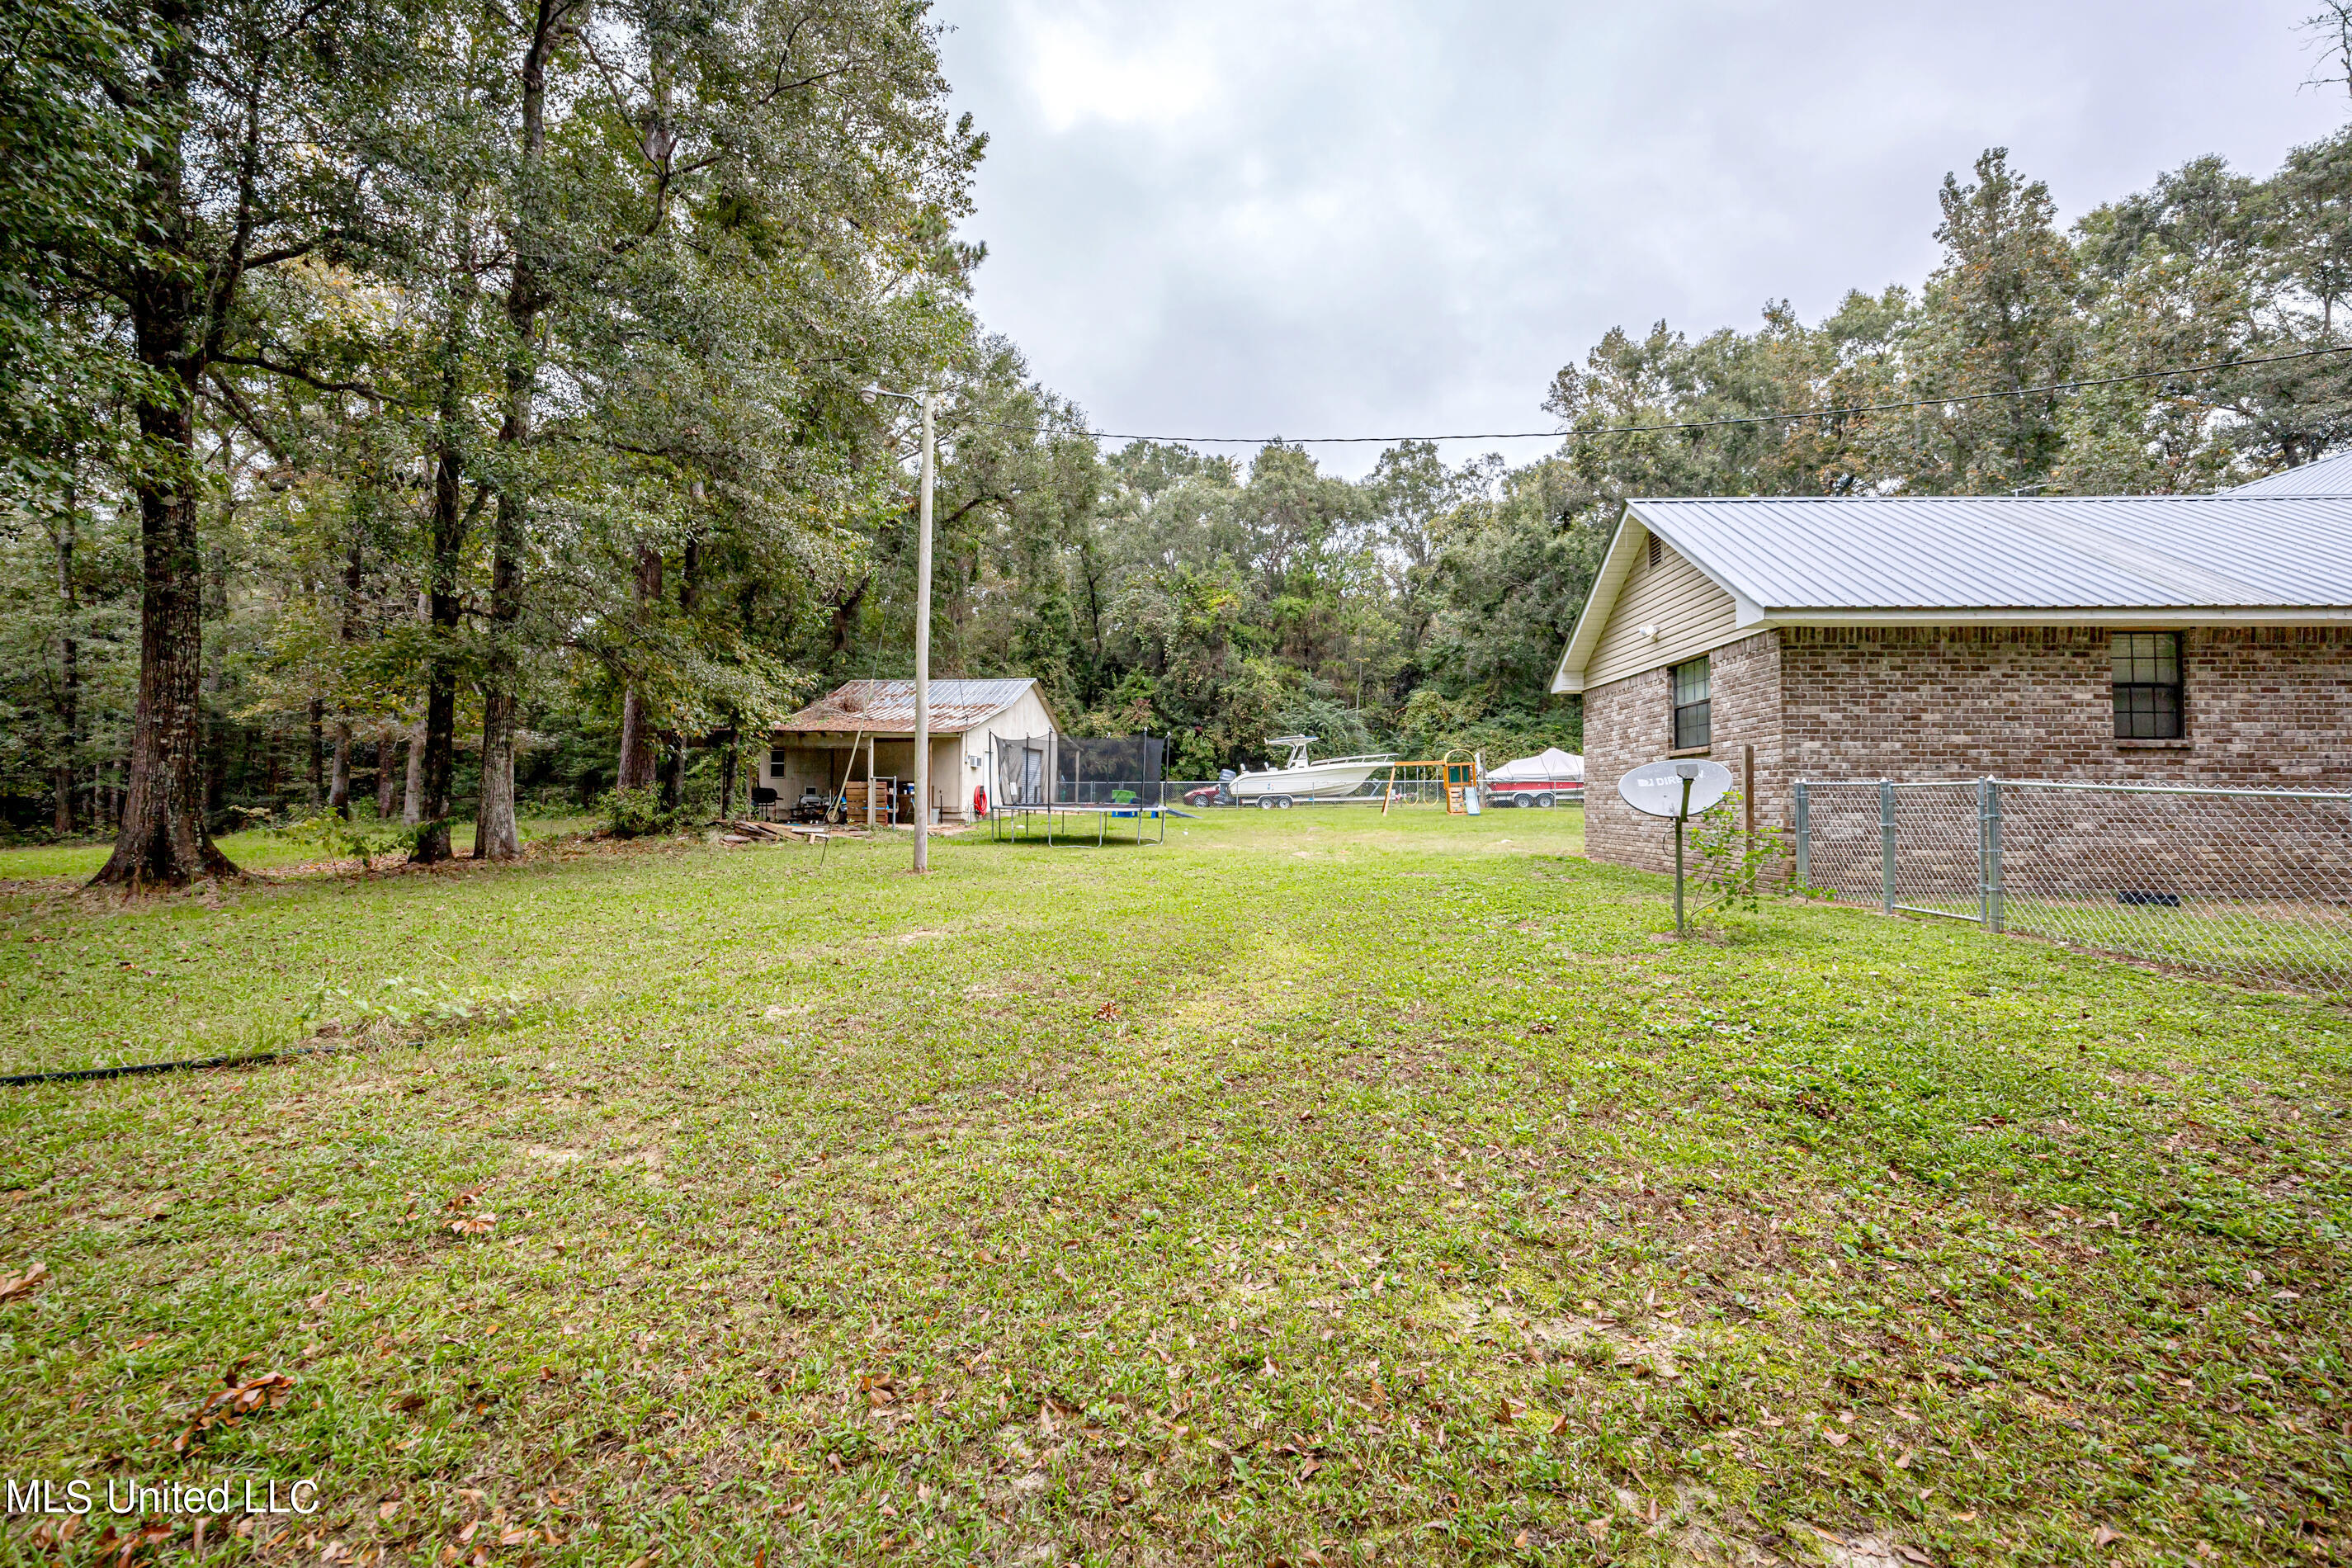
2111, 631, 2184, 741
1670, 655, 1712, 751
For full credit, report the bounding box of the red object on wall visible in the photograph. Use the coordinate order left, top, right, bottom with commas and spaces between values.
973, 786, 988, 816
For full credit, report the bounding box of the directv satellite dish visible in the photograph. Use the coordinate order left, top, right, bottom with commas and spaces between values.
1618, 758, 1733, 820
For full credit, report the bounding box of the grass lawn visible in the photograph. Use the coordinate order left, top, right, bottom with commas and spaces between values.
1, 805, 2348, 1565
0, 818, 599, 888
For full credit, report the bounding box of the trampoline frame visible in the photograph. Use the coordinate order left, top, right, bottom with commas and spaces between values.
987, 801, 1170, 847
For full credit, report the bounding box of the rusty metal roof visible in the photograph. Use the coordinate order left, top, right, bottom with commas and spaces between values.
772, 678, 1048, 736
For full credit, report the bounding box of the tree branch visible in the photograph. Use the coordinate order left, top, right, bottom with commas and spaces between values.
212, 352, 396, 402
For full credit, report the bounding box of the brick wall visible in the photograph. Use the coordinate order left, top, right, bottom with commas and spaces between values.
1778, 626, 2352, 786
1582, 625, 2352, 873
1584, 631, 1782, 874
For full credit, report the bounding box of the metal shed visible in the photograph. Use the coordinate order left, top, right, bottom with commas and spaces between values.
764, 678, 1064, 825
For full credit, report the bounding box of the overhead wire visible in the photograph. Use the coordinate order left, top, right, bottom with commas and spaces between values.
937, 342, 2352, 448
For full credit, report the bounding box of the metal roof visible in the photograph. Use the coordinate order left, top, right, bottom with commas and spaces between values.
772, 678, 1051, 736
2231, 447, 2352, 496
1553, 494, 2352, 692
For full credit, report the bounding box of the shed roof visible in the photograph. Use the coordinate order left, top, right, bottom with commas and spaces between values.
2231, 447, 2352, 496
1553, 494, 2352, 693
772, 678, 1058, 737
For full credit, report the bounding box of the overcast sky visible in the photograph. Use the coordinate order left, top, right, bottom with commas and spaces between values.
933, 1, 2350, 479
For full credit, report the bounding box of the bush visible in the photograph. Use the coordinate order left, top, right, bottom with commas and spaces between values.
599, 786, 688, 838
272, 813, 420, 869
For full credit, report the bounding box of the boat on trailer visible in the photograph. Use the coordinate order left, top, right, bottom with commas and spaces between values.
1227, 735, 1395, 808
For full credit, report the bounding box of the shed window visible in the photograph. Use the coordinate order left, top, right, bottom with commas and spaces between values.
1671, 656, 1711, 749
2112, 633, 2183, 739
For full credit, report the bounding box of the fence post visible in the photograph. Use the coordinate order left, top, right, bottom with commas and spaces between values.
1792, 780, 1809, 890
1879, 779, 1896, 916
1979, 777, 2004, 933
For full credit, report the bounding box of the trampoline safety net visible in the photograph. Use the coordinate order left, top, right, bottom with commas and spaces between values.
992, 734, 1053, 806
1057, 735, 1165, 807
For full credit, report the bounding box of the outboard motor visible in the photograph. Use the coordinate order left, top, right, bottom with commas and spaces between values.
1216, 767, 1237, 804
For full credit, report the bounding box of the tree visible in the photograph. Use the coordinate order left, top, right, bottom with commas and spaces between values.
53, 0, 416, 885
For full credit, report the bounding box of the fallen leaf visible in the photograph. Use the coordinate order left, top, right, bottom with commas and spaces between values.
2093, 1525, 2122, 1548
378, 1500, 400, 1521
173, 1372, 297, 1451
499, 1524, 534, 1546
449, 1211, 497, 1236
1493, 1398, 1514, 1424
1894, 1449, 1915, 1471
1896, 1547, 1935, 1566
1513, 1531, 1528, 1548
1581, 1519, 1608, 1542
1093, 1002, 1122, 1019
0, 1260, 50, 1301
457, 1520, 479, 1544
1823, 1430, 1849, 1448
1547, 1411, 1569, 1434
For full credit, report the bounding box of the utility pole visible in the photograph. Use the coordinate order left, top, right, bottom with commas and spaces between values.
913, 390, 935, 873
861, 380, 937, 874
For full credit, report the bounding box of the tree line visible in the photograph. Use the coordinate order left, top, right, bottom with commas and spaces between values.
5, 0, 2350, 877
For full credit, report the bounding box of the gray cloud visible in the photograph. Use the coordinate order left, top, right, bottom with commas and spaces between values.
937, 1, 2348, 477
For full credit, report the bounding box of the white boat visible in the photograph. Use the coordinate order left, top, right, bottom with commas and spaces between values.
1227, 735, 1395, 807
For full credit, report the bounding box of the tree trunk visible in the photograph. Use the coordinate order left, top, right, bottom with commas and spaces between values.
94, 395, 236, 883
402, 716, 424, 824
328, 722, 352, 816
91, 14, 234, 886
410, 440, 465, 863
52, 481, 79, 837
474, 0, 561, 862
718, 720, 739, 822
377, 725, 401, 818
328, 527, 361, 817
615, 545, 664, 791
306, 696, 324, 808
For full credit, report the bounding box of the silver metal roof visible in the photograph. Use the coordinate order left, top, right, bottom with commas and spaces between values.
774, 678, 1048, 736
1553, 493, 2352, 692
2231, 448, 2352, 496
1633, 494, 2352, 612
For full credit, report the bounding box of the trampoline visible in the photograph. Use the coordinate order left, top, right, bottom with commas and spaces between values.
988, 800, 1170, 846
987, 732, 1171, 846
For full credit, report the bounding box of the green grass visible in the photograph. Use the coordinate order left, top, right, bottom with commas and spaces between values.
0, 817, 599, 887
1, 808, 2348, 1565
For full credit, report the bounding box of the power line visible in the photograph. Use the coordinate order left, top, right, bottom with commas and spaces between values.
952, 342, 2352, 448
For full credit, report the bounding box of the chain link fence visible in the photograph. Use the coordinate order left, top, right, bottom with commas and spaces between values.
1796, 778, 2352, 994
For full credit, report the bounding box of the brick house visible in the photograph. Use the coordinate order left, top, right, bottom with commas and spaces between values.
1551, 478, 2352, 872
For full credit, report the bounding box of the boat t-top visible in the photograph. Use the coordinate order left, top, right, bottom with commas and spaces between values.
1226, 735, 1395, 808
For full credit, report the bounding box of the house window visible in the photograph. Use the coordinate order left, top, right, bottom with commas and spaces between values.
2112, 632, 2183, 739
1671, 656, 1711, 749
767, 747, 791, 777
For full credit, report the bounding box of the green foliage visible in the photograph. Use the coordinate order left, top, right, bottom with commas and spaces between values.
271, 812, 421, 870
1688, 793, 1810, 914
597, 786, 690, 838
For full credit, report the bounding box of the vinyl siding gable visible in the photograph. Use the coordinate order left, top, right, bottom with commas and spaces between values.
1585, 535, 1742, 687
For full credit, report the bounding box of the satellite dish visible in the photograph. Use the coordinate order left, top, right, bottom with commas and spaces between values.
1618, 758, 1734, 819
